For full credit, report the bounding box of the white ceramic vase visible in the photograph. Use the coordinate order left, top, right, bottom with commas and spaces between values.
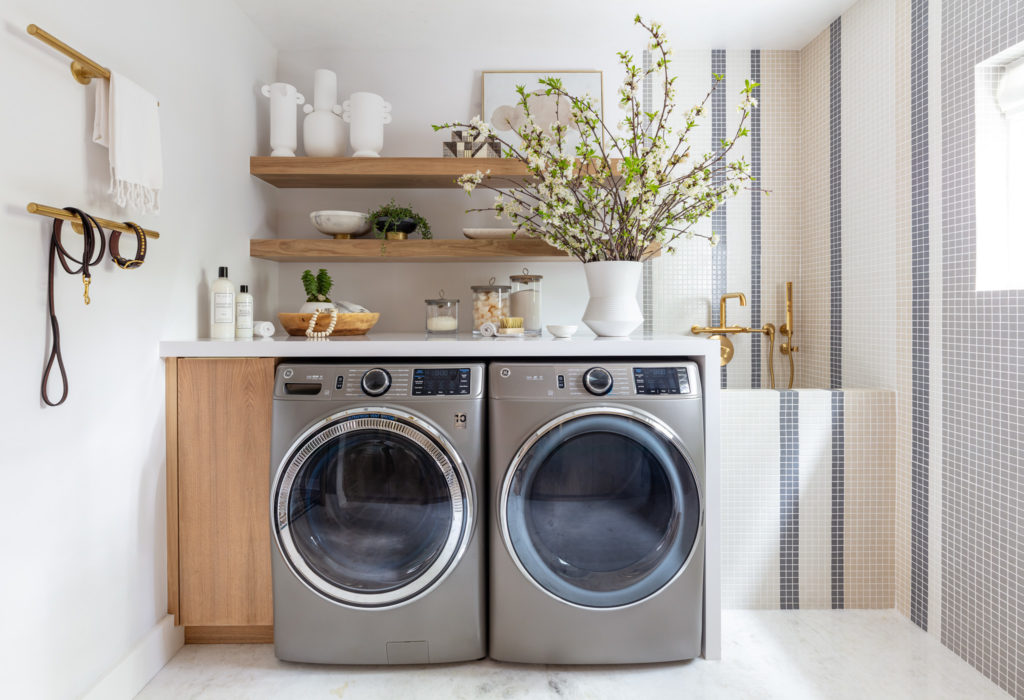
261, 82, 305, 157
581, 261, 644, 337
342, 92, 391, 157
303, 69, 346, 157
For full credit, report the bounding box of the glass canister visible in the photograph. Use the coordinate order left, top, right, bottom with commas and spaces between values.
470, 277, 510, 334
509, 268, 543, 335
425, 290, 459, 334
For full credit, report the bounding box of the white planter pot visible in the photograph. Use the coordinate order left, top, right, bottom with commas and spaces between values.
342, 92, 391, 157
261, 82, 305, 157
302, 69, 346, 157
299, 300, 335, 314
582, 261, 644, 337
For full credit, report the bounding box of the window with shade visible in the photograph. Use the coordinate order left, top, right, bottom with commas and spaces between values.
976, 54, 1024, 291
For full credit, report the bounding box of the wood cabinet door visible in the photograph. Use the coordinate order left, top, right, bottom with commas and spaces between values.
175, 358, 275, 627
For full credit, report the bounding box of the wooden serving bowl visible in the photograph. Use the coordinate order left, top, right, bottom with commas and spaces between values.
278, 312, 380, 336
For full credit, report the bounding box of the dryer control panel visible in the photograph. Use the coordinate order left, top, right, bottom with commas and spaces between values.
489, 361, 702, 400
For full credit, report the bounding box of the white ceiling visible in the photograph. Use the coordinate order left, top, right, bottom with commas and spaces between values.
234, 0, 859, 52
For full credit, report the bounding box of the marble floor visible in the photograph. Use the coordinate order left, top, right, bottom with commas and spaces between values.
139, 610, 1008, 699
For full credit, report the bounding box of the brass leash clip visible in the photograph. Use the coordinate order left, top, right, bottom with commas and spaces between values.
83, 274, 91, 305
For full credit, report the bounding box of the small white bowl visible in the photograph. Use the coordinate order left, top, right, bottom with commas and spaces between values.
547, 324, 578, 338
310, 210, 371, 237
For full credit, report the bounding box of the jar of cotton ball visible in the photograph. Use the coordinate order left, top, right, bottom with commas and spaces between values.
509, 268, 543, 336
425, 290, 459, 334
471, 277, 510, 334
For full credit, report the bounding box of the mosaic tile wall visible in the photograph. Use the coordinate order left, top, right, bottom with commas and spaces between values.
940, 0, 1024, 696
721, 389, 896, 610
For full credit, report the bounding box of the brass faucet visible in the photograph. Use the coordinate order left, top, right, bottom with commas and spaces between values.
779, 281, 798, 388
692, 292, 777, 387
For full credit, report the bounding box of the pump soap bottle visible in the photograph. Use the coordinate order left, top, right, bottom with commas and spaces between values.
236, 285, 254, 339
210, 266, 235, 339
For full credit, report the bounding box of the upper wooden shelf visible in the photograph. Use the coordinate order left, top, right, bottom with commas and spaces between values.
250, 157, 531, 189
249, 238, 579, 262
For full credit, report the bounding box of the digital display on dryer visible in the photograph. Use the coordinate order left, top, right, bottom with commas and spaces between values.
412, 368, 471, 396
633, 367, 687, 394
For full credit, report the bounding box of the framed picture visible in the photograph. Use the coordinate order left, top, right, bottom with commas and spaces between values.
481, 70, 604, 152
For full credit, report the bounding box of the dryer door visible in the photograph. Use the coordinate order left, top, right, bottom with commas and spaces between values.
273, 408, 473, 608
501, 406, 702, 608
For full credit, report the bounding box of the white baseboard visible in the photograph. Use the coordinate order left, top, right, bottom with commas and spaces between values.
84, 615, 184, 700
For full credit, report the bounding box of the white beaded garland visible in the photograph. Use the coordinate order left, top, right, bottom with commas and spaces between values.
305, 308, 338, 338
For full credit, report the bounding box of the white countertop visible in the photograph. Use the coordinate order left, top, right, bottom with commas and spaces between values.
159, 333, 718, 358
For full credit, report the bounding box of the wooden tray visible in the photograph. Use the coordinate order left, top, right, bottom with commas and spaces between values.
278, 312, 380, 336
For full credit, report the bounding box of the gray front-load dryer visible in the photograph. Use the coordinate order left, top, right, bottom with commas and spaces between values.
270, 362, 486, 664
489, 361, 705, 664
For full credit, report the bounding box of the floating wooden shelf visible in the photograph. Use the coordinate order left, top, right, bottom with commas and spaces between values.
250, 157, 532, 189
249, 238, 580, 262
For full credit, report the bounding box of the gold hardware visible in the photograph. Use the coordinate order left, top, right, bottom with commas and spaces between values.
778, 281, 797, 389
27, 24, 110, 85
710, 334, 735, 365
26, 203, 160, 239
82, 275, 91, 305
26, 25, 158, 104
720, 292, 747, 328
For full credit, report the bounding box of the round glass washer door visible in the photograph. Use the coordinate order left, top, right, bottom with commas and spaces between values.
500, 406, 702, 609
273, 408, 473, 608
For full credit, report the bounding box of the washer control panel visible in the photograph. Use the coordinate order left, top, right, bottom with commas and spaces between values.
412, 367, 472, 396
633, 366, 690, 395
275, 363, 484, 400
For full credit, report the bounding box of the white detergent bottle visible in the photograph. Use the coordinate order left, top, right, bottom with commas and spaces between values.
236, 284, 254, 339
210, 266, 235, 339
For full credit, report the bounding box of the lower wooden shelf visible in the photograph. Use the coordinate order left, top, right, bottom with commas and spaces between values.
249, 238, 577, 262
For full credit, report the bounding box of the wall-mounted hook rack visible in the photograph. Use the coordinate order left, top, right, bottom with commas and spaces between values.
27, 202, 160, 239
26, 24, 109, 85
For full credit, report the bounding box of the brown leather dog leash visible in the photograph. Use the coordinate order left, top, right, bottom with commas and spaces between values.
42, 208, 105, 406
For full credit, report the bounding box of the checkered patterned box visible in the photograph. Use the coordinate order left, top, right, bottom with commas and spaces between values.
442, 130, 501, 158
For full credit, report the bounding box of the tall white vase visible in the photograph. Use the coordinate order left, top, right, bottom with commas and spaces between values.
342, 92, 391, 157
302, 69, 346, 157
261, 82, 305, 157
582, 261, 644, 337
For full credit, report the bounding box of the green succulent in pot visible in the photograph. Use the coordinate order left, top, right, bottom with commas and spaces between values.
367, 199, 432, 240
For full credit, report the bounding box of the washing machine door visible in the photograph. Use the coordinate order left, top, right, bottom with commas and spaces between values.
274, 408, 473, 608
501, 406, 702, 609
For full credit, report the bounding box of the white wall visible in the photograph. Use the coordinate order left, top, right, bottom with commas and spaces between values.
0, 1, 276, 696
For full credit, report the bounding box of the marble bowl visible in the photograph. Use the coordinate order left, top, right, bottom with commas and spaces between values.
546, 324, 578, 338
310, 210, 371, 238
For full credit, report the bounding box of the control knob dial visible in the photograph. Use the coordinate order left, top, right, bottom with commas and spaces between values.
583, 367, 613, 396
361, 368, 392, 396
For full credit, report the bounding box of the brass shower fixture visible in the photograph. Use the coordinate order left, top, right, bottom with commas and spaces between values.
692, 292, 777, 388
779, 281, 798, 389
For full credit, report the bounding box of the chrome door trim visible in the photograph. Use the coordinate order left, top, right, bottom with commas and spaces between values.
498, 404, 704, 610
273, 406, 473, 609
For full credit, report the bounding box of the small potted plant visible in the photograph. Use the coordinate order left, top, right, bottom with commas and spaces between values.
299, 268, 335, 313
367, 199, 432, 240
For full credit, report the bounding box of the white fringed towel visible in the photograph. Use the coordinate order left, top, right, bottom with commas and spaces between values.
93, 72, 162, 214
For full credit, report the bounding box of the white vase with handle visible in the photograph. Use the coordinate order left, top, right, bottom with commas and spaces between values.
261, 82, 305, 157
581, 261, 644, 337
302, 69, 346, 157
342, 92, 391, 157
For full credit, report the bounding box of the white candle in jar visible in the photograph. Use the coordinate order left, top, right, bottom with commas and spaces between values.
427, 315, 458, 332
511, 289, 541, 330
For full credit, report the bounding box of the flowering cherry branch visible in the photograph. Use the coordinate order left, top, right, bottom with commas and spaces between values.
433, 15, 761, 263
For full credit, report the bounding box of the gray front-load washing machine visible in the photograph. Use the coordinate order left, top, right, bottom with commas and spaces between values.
270, 362, 485, 664
489, 361, 705, 664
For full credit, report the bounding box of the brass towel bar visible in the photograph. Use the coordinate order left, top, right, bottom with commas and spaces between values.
27, 203, 160, 240
26, 24, 110, 85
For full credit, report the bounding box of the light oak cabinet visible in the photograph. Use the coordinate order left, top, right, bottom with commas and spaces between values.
166, 357, 276, 643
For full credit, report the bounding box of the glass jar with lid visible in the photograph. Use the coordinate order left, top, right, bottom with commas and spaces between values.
425, 290, 459, 334
509, 268, 543, 336
470, 277, 510, 334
